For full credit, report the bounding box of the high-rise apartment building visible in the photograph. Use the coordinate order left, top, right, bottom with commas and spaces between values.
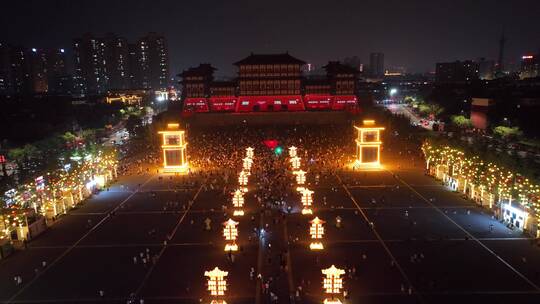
73, 34, 108, 95
73, 32, 169, 95
103, 34, 131, 90
520, 54, 539, 79
435, 60, 479, 83
0, 43, 12, 94
137, 32, 169, 90
0, 45, 69, 95
45, 48, 69, 94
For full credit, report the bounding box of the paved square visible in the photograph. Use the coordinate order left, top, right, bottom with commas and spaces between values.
1, 139, 540, 304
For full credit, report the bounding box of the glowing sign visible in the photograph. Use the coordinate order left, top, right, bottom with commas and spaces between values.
35, 176, 45, 191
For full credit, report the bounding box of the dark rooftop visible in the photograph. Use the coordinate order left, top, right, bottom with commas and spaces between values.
234, 53, 306, 66
323, 61, 360, 75
178, 64, 216, 77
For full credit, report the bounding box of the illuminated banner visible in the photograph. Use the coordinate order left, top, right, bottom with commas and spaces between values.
208, 97, 237, 112
304, 94, 332, 110
184, 98, 210, 112
331, 95, 357, 110
35, 176, 45, 192
4, 189, 16, 206
235, 95, 305, 112
182, 95, 361, 113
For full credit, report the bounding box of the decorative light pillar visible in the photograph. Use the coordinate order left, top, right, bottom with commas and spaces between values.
290, 156, 301, 169
246, 147, 254, 159
309, 217, 325, 250
205, 267, 228, 304
289, 146, 298, 158
354, 120, 384, 169
158, 123, 188, 173
322, 265, 345, 304
298, 187, 314, 215
238, 171, 249, 186
223, 218, 239, 251
232, 190, 245, 216
243, 157, 253, 171
293, 170, 306, 185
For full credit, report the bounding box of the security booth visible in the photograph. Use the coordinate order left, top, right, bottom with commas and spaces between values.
158, 123, 188, 173
354, 120, 384, 169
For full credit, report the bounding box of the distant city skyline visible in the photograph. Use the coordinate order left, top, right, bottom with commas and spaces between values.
1, 0, 540, 77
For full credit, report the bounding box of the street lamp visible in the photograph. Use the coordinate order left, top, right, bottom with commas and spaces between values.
309, 217, 325, 250
223, 218, 239, 251
232, 190, 244, 216
322, 265, 345, 304
205, 267, 228, 304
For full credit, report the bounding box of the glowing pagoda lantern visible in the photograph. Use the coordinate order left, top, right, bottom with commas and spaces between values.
309, 217, 325, 250
246, 147, 254, 159
290, 156, 301, 169
297, 187, 314, 215
205, 267, 228, 304
322, 265, 346, 304
293, 170, 306, 185
223, 218, 239, 251
158, 123, 188, 173
354, 120, 384, 169
238, 171, 249, 186
243, 157, 253, 171
289, 146, 298, 158
232, 190, 245, 216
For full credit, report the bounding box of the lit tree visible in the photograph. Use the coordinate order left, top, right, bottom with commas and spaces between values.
451, 115, 472, 129
493, 126, 523, 140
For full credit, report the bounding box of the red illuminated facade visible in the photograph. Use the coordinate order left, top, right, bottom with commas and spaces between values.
180, 53, 359, 114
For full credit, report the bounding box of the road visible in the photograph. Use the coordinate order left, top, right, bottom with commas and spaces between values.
385, 104, 433, 130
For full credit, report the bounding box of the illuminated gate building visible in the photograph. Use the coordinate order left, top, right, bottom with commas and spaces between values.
180, 53, 360, 113
158, 123, 188, 173
354, 120, 384, 169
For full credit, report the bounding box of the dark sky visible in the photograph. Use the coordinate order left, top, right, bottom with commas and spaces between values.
2, 0, 540, 76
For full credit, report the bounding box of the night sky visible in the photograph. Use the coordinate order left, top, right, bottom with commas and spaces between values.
2, 0, 540, 77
